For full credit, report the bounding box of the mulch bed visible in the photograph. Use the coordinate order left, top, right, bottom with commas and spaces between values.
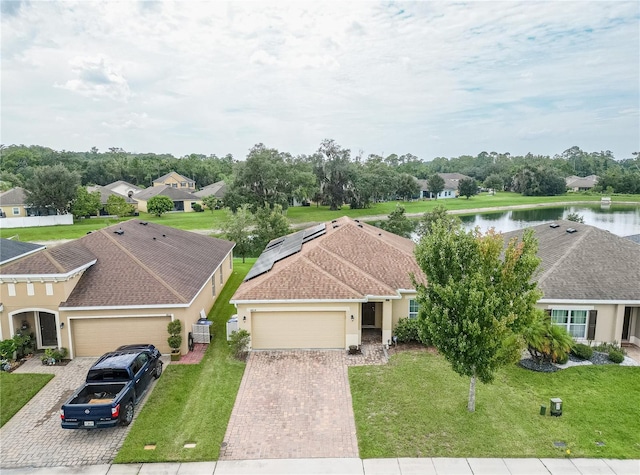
519, 351, 618, 372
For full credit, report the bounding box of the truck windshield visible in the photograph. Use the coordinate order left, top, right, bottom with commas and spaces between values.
87, 369, 130, 381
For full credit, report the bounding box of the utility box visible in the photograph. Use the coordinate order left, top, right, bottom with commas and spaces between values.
226, 315, 239, 341
550, 398, 563, 417
192, 318, 212, 344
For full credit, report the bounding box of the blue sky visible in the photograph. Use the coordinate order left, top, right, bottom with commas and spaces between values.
1, 1, 638, 161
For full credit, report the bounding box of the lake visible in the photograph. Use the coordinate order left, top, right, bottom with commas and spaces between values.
457, 204, 640, 237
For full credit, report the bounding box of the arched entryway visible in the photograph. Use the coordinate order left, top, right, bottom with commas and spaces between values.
10, 309, 59, 349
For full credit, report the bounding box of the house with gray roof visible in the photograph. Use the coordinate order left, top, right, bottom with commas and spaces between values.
503, 220, 640, 347
194, 180, 227, 200
133, 185, 203, 213
103, 180, 143, 199
416, 173, 473, 199
565, 175, 599, 191
0, 221, 234, 358
87, 185, 138, 215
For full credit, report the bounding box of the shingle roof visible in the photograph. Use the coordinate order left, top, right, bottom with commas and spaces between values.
565, 175, 599, 189
2, 221, 234, 308
103, 180, 142, 192
2, 240, 96, 274
231, 217, 424, 302
0, 187, 27, 205
502, 220, 640, 301
87, 185, 137, 204
153, 172, 194, 185
134, 185, 199, 201
0, 239, 45, 265
417, 173, 473, 192
194, 180, 226, 198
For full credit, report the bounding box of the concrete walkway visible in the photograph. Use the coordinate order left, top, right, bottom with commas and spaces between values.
2, 458, 639, 474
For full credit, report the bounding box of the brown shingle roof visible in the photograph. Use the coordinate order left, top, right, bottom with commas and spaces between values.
231, 217, 424, 302
2, 220, 234, 308
503, 220, 640, 301
0, 187, 27, 205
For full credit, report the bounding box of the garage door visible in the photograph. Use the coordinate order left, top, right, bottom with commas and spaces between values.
251, 311, 345, 349
71, 316, 171, 357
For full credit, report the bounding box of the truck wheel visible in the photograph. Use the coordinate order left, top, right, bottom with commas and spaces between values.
120, 401, 134, 426
154, 361, 163, 379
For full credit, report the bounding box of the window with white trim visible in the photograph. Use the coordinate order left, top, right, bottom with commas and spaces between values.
46, 283, 54, 296
27, 283, 34, 296
409, 299, 420, 319
8, 283, 16, 297
551, 309, 588, 338
211, 278, 215, 297
220, 268, 223, 284
12, 207, 20, 215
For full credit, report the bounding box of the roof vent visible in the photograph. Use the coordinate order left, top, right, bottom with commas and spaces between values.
153, 237, 157, 240
378, 233, 382, 236
357, 224, 363, 228
549, 223, 560, 228
114, 228, 124, 235
333, 224, 339, 229
162, 234, 166, 237
140, 221, 148, 225
354, 219, 360, 223
331, 219, 337, 223
566, 228, 577, 234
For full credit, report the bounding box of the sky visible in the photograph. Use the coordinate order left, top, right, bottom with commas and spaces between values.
1, 1, 639, 161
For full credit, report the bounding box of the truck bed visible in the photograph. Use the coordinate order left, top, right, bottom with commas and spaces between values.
66, 383, 126, 405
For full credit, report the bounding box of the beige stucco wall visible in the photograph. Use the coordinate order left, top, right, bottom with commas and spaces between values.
0, 204, 27, 218
0, 250, 234, 357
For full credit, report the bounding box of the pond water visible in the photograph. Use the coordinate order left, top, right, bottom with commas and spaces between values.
457, 204, 640, 237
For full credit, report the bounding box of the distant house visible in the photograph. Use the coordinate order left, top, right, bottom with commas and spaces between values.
0, 221, 234, 357
103, 180, 143, 199
153, 172, 196, 190
0, 187, 65, 226
87, 185, 139, 215
134, 185, 203, 213
565, 175, 599, 192
503, 220, 640, 347
0, 187, 29, 218
194, 180, 227, 200
416, 173, 473, 199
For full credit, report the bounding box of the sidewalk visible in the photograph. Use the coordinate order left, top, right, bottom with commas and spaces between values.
2, 458, 639, 475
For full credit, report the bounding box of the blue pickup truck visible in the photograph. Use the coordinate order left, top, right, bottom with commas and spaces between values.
60, 344, 163, 429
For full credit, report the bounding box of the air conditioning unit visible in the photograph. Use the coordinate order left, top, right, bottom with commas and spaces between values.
226, 315, 239, 341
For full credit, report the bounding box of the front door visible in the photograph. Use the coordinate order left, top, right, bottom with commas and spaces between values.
38, 312, 58, 347
622, 307, 632, 341
362, 302, 376, 327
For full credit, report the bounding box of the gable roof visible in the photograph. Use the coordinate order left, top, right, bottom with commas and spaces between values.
565, 175, 599, 188
103, 180, 143, 193
502, 220, 640, 302
0, 187, 28, 206
0, 238, 45, 266
134, 185, 199, 201
231, 217, 424, 302
153, 171, 194, 185
417, 173, 473, 192
87, 185, 138, 204
194, 180, 226, 198
1, 220, 235, 308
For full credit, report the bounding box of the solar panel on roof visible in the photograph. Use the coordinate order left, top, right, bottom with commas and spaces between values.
302, 223, 326, 243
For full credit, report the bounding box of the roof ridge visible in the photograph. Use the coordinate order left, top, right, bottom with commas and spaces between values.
42, 249, 67, 273
97, 228, 188, 303
537, 226, 590, 285
340, 220, 417, 261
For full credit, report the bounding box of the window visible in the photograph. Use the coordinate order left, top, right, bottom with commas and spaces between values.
220, 269, 223, 284
12, 207, 20, 215
8, 283, 16, 297
409, 299, 420, 319
212, 278, 215, 297
181, 182, 186, 187
46, 283, 54, 296
551, 309, 588, 338
27, 283, 34, 296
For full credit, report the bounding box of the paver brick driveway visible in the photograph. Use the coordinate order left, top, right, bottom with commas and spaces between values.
0, 355, 165, 469
220, 350, 360, 460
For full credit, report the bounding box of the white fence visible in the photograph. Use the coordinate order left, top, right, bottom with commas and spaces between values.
0, 214, 74, 229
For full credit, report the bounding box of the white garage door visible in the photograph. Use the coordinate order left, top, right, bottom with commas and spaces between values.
71, 316, 171, 357
251, 311, 346, 349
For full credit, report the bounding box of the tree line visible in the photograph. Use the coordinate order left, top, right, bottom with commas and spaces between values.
1, 142, 639, 217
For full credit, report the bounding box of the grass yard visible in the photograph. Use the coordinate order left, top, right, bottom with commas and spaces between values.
350, 351, 640, 459
0, 372, 54, 427
114, 258, 254, 463
2, 192, 638, 242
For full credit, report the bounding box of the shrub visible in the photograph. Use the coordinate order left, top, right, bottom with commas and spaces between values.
0, 340, 17, 360
608, 350, 624, 364
192, 203, 203, 212
167, 320, 183, 352
593, 342, 626, 355
556, 352, 569, 364
41, 347, 68, 364
523, 311, 573, 363
13, 331, 34, 359
229, 329, 250, 360
393, 318, 429, 345
571, 343, 593, 360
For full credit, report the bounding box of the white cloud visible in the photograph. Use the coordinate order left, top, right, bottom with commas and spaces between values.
1, 1, 638, 159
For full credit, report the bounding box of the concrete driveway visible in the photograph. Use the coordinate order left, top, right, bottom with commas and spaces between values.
0, 355, 165, 469
220, 350, 360, 460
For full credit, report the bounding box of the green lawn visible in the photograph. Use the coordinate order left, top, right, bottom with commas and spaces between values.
350, 351, 640, 459
3, 192, 638, 242
0, 372, 54, 427
114, 258, 254, 463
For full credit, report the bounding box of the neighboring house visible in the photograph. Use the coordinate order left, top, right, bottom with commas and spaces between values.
0, 238, 45, 266
153, 171, 195, 190
0, 187, 56, 218
103, 180, 143, 199
503, 220, 640, 347
194, 180, 227, 200
416, 173, 473, 199
134, 185, 203, 213
230, 217, 426, 350
86, 185, 139, 215
0, 220, 234, 357
565, 175, 599, 191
